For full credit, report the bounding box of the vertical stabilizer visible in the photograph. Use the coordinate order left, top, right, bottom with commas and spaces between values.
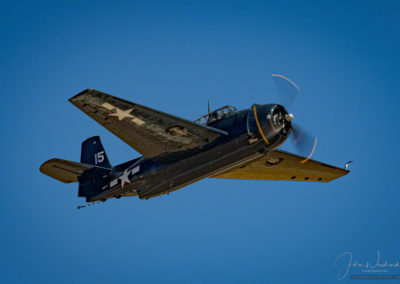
81, 136, 112, 168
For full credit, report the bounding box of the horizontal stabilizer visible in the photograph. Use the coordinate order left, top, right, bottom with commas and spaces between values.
40, 158, 108, 183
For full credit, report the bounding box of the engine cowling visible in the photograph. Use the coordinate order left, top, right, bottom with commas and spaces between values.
246, 104, 292, 148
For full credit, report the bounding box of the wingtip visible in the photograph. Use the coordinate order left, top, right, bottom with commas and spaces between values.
326, 168, 350, 182
68, 88, 96, 103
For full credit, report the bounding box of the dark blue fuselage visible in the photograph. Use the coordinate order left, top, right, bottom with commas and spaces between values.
87, 104, 290, 202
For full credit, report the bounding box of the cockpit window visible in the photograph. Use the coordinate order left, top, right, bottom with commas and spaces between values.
194, 105, 237, 126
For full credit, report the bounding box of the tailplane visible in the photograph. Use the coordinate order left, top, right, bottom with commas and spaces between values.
40, 158, 95, 183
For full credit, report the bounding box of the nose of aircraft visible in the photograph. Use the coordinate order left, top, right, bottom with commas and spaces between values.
267, 104, 292, 137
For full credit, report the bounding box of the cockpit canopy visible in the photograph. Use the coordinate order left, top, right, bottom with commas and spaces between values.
194, 105, 238, 126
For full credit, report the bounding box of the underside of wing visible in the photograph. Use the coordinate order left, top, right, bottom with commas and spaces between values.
40, 158, 93, 183
69, 89, 225, 159
211, 149, 349, 182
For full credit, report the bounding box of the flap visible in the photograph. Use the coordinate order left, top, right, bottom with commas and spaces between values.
69, 89, 226, 159
40, 158, 94, 183
211, 149, 349, 182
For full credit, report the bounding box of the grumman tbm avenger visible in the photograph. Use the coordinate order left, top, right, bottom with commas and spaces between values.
40, 75, 349, 208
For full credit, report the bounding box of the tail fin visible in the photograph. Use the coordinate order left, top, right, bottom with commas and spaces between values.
81, 136, 111, 168
78, 136, 113, 200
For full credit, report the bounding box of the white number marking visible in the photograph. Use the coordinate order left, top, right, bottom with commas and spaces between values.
94, 151, 105, 164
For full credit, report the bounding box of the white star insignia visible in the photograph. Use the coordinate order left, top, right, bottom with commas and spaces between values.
119, 169, 131, 188
110, 108, 134, 121
101, 103, 145, 125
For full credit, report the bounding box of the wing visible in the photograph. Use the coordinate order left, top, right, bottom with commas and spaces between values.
211, 149, 349, 182
40, 158, 96, 183
69, 89, 226, 159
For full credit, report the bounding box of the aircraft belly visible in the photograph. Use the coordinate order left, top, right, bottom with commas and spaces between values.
139, 134, 268, 199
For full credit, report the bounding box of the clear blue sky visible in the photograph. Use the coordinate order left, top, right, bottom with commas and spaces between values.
1, 1, 399, 283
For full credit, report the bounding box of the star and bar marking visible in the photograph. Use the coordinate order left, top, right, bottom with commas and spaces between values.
108, 165, 141, 189
101, 103, 145, 125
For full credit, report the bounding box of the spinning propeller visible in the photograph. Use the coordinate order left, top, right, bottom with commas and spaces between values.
271, 74, 317, 164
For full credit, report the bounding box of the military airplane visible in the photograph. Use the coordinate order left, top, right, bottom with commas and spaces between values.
40, 75, 349, 208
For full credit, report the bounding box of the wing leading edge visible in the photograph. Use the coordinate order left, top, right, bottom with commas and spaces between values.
69, 89, 227, 159
211, 149, 349, 182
